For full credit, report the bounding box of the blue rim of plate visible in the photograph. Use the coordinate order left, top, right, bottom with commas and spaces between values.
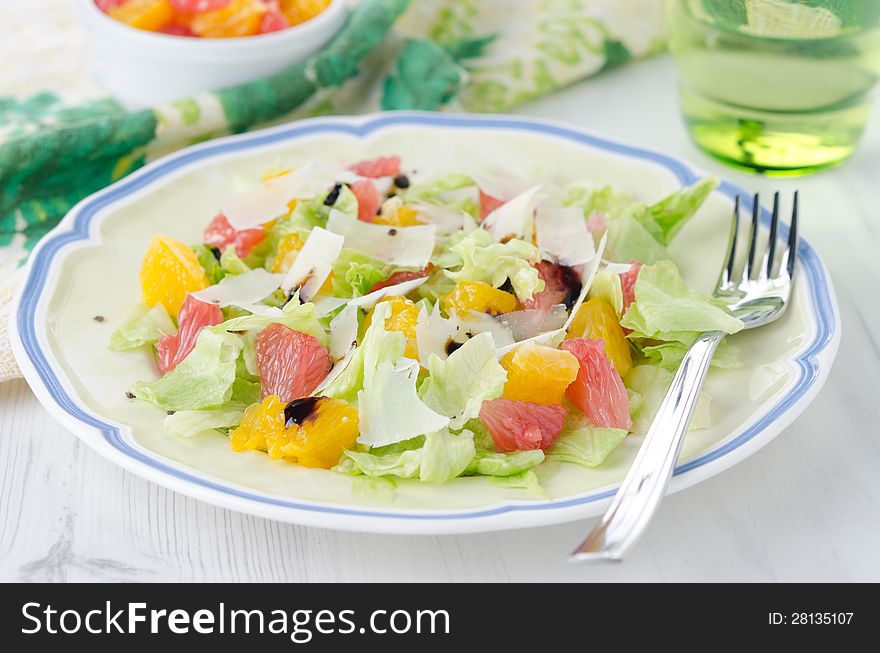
16, 113, 837, 521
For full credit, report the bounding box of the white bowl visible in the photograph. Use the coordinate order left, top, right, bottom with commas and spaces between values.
77, 0, 348, 109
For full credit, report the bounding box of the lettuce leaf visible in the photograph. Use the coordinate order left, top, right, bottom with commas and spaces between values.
322, 302, 404, 402
587, 269, 625, 316
419, 332, 507, 429
490, 470, 545, 495
563, 184, 636, 217
444, 229, 543, 301
625, 365, 712, 432
621, 260, 743, 344
403, 173, 478, 216
331, 248, 390, 298
641, 340, 741, 372
219, 247, 251, 276
163, 403, 247, 438
109, 303, 175, 351
636, 176, 718, 246
214, 298, 328, 347
131, 329, 242, 411
606, 215, 667, 264
192, 244, 226, 285
340, 428, 475, 483
466, 449, 544, 476
548, 410, 628, 468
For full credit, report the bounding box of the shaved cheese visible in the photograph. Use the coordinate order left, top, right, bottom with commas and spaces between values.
456, 312, 515, 350
312, 295, 349, 317
562, 233, 607, 332
499, 304, 569, 341
535, 207, 595, 266
482, 185, 546, 242
350, 277, 428, 310
280, 227, 344, 300
411, 203, 469, 233
326, 210, 436, 268
191, 268, 283, 307
221, 163, 329, 230
314, 304, 360, 394
602, 261, 634, 274
415, 304, 460, 363
496, 328, 566, 356
234, 303, 283, 317
470, 169, 531, 200
335, 171, 394, 196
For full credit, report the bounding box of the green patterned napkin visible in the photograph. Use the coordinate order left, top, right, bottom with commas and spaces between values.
0, 0, 665, 381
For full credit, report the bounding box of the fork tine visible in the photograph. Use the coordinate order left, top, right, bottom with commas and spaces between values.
761, 192, 780, 279
742, 193, 760, 281
720, 195, 740, 289
782, 191, 799, 279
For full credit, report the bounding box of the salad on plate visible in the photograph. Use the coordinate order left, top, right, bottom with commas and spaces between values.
112, 154, 744, 496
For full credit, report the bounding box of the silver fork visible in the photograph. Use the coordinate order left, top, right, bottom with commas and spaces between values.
571, 191, 799, 562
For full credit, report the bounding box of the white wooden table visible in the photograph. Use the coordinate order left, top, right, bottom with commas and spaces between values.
2, 56, 879, 582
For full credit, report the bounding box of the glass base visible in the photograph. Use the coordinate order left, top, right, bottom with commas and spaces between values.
680, 86, 873, 176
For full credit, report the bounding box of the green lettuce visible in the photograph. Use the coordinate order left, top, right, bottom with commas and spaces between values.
215, 298, 328, 346
634, 177, 718, 246
587, 269, 625, 316
641, 340, 741, 372
403, 173, 478, 216
322, 302, 404, 403
419, 332, 507, 429
163, 403, 247, 438
219, 247, 250, 276
564, 184, 636, 217
548, 411, 629, 468
331, 248, 389, 298
132, 329, 242, 411
340, 428, 475, 483
621, 260, 743, 344
109, 304, 175, 351
490, 470, 545, 495
606, 216, 668, 264
444, 229, 543, 301
192, 244, 225, 285
466, 449, 544, 476
625, 365, 712, 433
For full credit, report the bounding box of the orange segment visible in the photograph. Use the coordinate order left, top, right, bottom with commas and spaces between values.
280, 0, 330, 26
364, 296, 420, 359
109, 0, 175, 31
374, 205, 423, 227
441, 281, 518, 316
500, 341, 579, 405
229, 395, 285, 453
140, 234, 210, 316
267, 398, 359, 468
566, 298, 632, 377
229, 395, 359, 469
271, 233, 304, 273
190, 0, 266, 37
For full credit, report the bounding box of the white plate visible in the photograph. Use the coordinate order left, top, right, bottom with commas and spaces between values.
11, 112, 840, 534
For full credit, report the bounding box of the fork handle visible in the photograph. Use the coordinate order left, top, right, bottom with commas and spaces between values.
570, 330, 724, 561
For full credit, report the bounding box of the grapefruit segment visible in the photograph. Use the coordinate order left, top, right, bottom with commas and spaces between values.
480, 398, 567, 452
561, 338, 631, 430
255, 323, 332, 402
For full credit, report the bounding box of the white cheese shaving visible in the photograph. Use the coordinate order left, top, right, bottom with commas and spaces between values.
562, 233, 607, 332
313, 304, 360, 394
347, 277, 428, 310
499, 304, 569, 342
602, 261, 634, 274
411, 203, 469, 233
535, 206, 596, 267
415, 304, 460, 363
280, 226, 344, 300
456, 312, 515, 350
326, 209, 436, 268
311, 295, 350, 317
190, 268, 284, 307
482, 185, 546, 242
221, 163, 328, 230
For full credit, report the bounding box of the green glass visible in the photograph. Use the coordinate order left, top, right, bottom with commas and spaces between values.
666, 0, 880, 175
